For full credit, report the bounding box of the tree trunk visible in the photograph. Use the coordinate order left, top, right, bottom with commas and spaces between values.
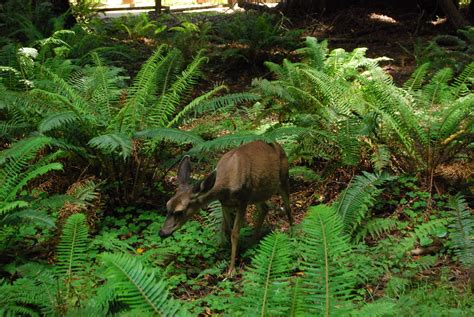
438, 0, 468, 29
51, 0, 76, 28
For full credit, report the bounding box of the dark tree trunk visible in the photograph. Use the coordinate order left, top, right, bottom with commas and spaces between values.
50, 0, 76, 28
438, 0, 469, 28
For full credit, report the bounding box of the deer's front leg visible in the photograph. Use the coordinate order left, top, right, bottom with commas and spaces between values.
227, 207, 244, 275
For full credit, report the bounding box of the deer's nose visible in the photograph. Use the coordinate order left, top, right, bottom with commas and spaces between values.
159, 230, 170, 238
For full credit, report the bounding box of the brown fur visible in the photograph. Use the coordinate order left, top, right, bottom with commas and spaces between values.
160, 141, 292, 274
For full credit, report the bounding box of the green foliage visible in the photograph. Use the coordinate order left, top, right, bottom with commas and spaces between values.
0, 136, 62, 252
334, 172, 393, 236
254, 37, 473, 176
1, 6, 473, 317
413, 26, 474, 73
297, 205, 356, 316
56, 213, 88, 292
211, 12, 302, 68
102, 253, 187, 316
0, 0, 66, 43
447, 194, 474, 266
1, 39, 255, 202
236, 232, 293, 316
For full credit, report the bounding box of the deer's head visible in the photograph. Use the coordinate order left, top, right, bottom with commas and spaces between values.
159, 156, 215, 238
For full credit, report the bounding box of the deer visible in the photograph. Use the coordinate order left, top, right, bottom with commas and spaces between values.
159, 140, 293, 274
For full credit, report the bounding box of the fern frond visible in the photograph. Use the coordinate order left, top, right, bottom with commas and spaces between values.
167, 84, 228, 127
297, 37, 328, 70
203, 201, 224, 243
351, 300, 396, 317
396, 219, 448, 258
355, 217, 398, 243
150, 52, 206, 127
56, 213, 88, 291
1, 209, 55, 227
101, 253, 186, 316
422, 68, 454, 106
370, 144, 391, 172
39, 66, 96, 123
194, 92, 260, 116
298, 204, 356, 316
403, 62, 430, 92
136, 127, 203, 145
112, 45, 169, 132
289, 166, 321, 182
437, 94, 473, 141
0, 136, 62, 202
447, 194, 474, 267
38, 111, 79, 133
451, 61, 474, 98
0, 201, 29, 215
385, 276, 410, 298
238, 232, 293, 316
334, 172, 393, 235
190, 133, 262, 153
88, 133, 132, 159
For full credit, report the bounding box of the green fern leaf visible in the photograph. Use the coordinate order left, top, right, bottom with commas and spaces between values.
298, 204, 355, 316
370, 144, 391, 172
56, 213, 88, 290
1, 209, 55, 227
355, 218, 398, 243
403, 63, 430, 92
136, 127, 203, 145
88, 133, 132, 159
334, 172, 393, 235
38, 111, 78, 133
238, 232, 293, 316
447, 194, 474, 267
102, 253, 186, 316
451, 61, 474, 98
289, 166, 321, 182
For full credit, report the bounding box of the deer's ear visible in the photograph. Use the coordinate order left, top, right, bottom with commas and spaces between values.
177, 156, 191, 186
200, 170, 216, 193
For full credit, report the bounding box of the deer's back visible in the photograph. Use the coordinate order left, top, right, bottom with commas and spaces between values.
213, 141, 288, 204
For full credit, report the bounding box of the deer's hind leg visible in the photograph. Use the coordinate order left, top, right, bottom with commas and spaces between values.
253, 202, 269, 239
280, 181, 293, 227
228, 205, 245, 275
221, 204, 234, 244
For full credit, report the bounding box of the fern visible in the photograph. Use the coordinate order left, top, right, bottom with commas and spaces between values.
450, 61, 474, 98
403, 62, 430, 92
396, 218, 448, 258
334, 172, 393, 235
0, 136, 63, 211
385, 276, 411, 298
289, 166, 321, 182
447, 194, 474, 267
1, 209, 55, 227
355, 217, 399, 243
203, 201, 224, 244
38, 111, 79, 133
237, 232, 294, 316
190, 126, 306, 153
113, 45, 172, 132
56, 213, 89, 295
351, 300, 396, 317
101, 253, 186, 316
136, 127, 203, 145
150, 52, 206, 127
371, 144, 391, 172
88, 133, 133, 159
298, 204, 356, 316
